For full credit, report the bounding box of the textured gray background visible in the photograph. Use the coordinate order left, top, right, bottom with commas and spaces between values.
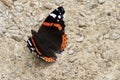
0, 0, 120, 80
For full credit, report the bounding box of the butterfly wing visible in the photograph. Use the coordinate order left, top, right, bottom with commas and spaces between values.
38, 6, 67, 52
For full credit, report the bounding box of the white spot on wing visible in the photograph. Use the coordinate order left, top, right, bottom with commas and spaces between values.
31, 48, 35, 51
58, 15, 61, 19
57, 20, 59, 22
27, 40, 32, 46
50, 13, 56, 18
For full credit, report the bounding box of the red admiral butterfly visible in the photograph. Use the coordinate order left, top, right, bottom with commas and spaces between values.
27, 6, 67, 62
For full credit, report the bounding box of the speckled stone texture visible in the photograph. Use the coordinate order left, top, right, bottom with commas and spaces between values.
0, 0, 120, 80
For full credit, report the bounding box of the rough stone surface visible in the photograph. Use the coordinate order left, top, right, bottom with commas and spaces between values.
76, 36, 84, 42
43, 2, 53, 10
97, 0, 105, 4
110, 32, 120, 40
14, 5, 24, 12
0, 0, 120, 80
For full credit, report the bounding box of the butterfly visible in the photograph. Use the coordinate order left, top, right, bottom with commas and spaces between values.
27, 6, 67, 62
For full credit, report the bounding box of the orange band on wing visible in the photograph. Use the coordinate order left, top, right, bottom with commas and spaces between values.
60, 34, 67, 51
42, 57, 56, 62
31, 37, 42, 55
53, 24, 62, 30
43, 22, 62, 30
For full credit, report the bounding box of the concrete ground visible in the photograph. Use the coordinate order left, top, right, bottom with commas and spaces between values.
0, 0, 120, 80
